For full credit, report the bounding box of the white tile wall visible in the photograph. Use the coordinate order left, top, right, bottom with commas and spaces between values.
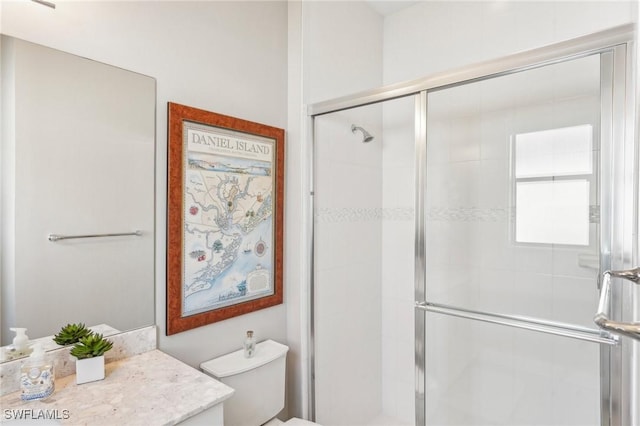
380, 94, 416, 424
314, 101, 383, 425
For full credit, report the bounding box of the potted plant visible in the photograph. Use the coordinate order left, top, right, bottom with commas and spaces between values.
70, 333, 113, 384
53, 323, 92, 346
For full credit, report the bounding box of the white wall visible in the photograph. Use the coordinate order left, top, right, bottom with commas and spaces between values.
384, 1, 636, 85
303, 1, 383, 104
286, 1, 307, 419
1, 0, 291, 409
381, 1, 637, 423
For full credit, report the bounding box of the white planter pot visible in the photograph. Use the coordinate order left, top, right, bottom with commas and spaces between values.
75, 355, 105, 384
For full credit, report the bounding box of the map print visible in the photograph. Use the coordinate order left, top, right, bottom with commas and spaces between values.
182, 125, 275, 316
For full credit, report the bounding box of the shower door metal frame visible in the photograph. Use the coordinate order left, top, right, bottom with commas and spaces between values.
307, 23, 637, 425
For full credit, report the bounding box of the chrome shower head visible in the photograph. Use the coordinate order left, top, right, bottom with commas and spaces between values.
351, 124, 374, 143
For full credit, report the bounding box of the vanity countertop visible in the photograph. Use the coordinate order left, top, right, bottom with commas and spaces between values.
0, 349, 234, 425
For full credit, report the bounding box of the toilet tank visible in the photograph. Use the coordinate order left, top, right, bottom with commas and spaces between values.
201, 339, 289, 426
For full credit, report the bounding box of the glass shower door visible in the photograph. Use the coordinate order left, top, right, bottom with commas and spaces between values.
417, 48, 636, 425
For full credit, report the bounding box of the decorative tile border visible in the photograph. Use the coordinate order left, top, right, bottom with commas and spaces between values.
315, 205, 600, 223
426, 207, 511, 222
315, 207, 415, 222
383, 207, 414, 221
315, 207, 382, 223
0, 325, 157, 396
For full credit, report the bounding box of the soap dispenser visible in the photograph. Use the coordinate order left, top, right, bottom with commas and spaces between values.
20, 343, 55, 401
4, 328, 32, 361
244, 330, 255, 358
10, 328, 29, 351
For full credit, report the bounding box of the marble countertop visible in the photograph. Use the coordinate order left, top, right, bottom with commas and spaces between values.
0, 349, 234, 425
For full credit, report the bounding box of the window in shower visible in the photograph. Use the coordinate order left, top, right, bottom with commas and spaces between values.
513, 124, 593, 245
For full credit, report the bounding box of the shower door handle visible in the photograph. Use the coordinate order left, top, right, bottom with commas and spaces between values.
594, 267, 640, 341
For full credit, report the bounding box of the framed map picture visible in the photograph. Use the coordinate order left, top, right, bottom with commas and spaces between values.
166, 102, 284, 335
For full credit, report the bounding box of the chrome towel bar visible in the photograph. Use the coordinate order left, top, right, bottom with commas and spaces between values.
48, 230, 142, 242
416, 300, 619, 345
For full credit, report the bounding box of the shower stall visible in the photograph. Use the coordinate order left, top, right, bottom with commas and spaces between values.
309, 24, 639, 426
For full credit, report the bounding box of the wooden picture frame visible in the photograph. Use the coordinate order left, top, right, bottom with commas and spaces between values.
166, 102, 284, 335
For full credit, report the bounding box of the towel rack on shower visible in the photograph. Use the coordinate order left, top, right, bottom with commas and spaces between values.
48, 230, 142, 242
415, 300, 619, 346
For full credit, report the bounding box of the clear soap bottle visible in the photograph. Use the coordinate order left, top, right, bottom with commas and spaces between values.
4, 328, 32, 361
20, 343, 55, 401
244, 330, 255, 358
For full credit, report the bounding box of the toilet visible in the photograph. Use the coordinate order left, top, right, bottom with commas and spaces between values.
200, 339, 319, 426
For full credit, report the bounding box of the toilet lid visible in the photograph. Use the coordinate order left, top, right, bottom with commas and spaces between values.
200, 339, 289, 378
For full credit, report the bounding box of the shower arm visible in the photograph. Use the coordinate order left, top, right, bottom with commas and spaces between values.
594, 267, 640, 341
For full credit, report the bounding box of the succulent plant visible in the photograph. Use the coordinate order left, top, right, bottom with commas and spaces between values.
70, 333, 113, 360
53, 323, 92, 346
